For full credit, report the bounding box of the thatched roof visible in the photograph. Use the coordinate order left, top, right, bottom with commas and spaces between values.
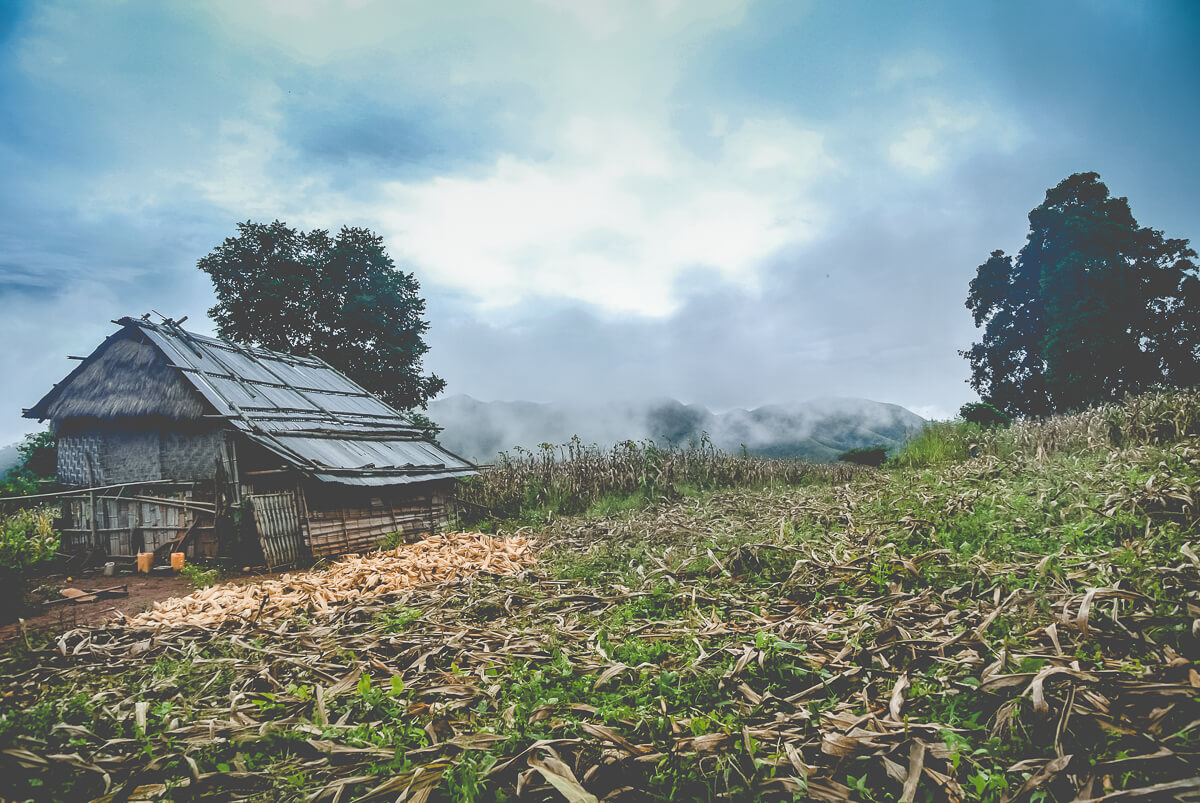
26, 318, 476, 486
29, 330, 209, 423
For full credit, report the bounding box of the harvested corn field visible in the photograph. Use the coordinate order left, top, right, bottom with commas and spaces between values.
128, 532, 535, 628
455, 435, 870, 523
3, 394, 1200, 802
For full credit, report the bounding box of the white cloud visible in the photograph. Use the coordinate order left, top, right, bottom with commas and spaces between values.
887, 98, 1023, 176
137, 91, 833, 317
179, 1, 829, 317
22, 1, 1020, 322
207, 0, 748, 90
878, 50, 943, 88
906, 404, 950, 422
0, 282, 124, 444
0, 0, 1055, 426
374, 116, 833, 315
889, 127, 942, 174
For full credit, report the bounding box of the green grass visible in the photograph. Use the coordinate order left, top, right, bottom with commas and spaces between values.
889, 419, 981, 468
585, 489, 650, 518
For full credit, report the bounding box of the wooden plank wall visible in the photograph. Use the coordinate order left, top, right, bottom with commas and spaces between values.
305, 487, 447, 557
61, 491, 217, 558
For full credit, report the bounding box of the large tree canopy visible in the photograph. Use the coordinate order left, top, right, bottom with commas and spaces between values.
964, 173, 1200, 418
198, 221, 446, 415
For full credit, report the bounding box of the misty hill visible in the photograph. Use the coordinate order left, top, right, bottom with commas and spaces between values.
429, 395, 926, 463
0, 441, 19, 474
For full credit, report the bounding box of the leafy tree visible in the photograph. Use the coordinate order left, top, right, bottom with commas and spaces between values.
198, 221, 446, 421
958, 402, 1010, 429
963, 173, 1200, 417
1, 429, 56, 500
14, 429, 55, 479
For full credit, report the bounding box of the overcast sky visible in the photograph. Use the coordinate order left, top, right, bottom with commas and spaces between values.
2, 0, 1198, 446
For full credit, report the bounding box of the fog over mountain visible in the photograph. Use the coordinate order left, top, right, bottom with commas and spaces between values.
429, 396, 926, 464
0, 442, 18, 474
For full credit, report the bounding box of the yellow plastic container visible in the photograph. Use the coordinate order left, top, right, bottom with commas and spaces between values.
136, 552, 154, 574
171, 552, 185, 571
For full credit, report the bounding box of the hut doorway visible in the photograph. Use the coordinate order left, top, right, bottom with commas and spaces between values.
249, 492, 306, 570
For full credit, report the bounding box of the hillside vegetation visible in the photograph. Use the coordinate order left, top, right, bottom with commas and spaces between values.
2, 392, 1199, 801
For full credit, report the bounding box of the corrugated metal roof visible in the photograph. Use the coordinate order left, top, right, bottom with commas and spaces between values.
122, 317, 476, 485
311, 469, 479, 486
131, 319, 403, 424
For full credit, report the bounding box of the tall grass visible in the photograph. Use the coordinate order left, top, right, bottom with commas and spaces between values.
894, 389, 1200, 469
889, 421, 982, 469
455, 436, 868, 524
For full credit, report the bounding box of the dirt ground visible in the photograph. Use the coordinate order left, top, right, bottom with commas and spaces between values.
0, 567, 270, 645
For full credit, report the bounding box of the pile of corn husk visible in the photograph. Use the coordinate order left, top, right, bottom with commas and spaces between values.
126, 531, 534, 628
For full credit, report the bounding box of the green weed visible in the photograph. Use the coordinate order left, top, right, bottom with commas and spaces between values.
180, 562, 220, 589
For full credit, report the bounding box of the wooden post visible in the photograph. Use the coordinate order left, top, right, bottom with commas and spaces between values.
339, 503, 351, 554
89, 489, 98, 550
225, 437, 242, 504
86, 456, 99, 550
295, 482, 312, 554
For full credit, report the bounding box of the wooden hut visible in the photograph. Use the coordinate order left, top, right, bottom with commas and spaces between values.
23, 316, 476, 568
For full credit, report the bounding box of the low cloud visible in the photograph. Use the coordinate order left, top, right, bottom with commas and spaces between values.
429, 394, 927, 464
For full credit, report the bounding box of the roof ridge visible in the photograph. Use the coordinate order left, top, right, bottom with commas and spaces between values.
121, 317, 324, 367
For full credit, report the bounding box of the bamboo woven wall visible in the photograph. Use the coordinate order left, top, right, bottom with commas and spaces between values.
57, 425, 225, 486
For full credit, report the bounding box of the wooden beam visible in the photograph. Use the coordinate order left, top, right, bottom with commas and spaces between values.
0, 479, 197, 503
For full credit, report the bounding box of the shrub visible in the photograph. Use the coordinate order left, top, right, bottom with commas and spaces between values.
0, 507, 60, 572
958, 402, 1011, 429
377, 531, 405, 550
181, 563, 219, 589
837, 446, 888, 467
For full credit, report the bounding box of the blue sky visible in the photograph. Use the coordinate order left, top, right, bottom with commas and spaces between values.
2, 0, 1198, 445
